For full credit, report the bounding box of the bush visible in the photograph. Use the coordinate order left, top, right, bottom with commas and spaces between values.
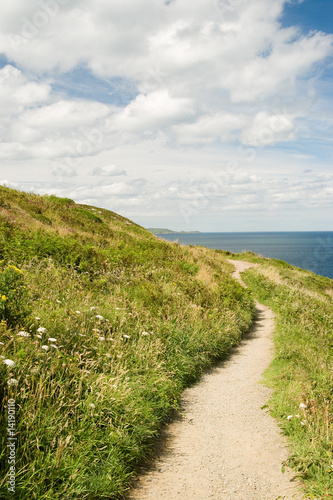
76, 208, 103, 224
47, 195, 74, 206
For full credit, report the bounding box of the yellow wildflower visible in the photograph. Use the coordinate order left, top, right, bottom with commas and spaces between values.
7, 265, 23, 273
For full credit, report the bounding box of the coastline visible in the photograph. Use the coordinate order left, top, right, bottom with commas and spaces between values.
157, 231, 333, 279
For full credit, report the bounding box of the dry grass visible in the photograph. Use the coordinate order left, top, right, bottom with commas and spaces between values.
258, 264, 333, 304
196, 265, 218, 291
258, 265, 284, 285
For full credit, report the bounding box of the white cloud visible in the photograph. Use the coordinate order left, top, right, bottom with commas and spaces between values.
0, 1, 331, 100
0, 65, 50, 118
68, 182, 136, 201
18, 100, 110, 130
52, 164, 77, 178
241, 111, 296, 146
91, 165, 126, 176
221, 30, 333, 103
4, 99, 113, 154
173, 113, 248, 144
0, 0, 332, 230
0, 2, 331, 152
112, 90, 195, 134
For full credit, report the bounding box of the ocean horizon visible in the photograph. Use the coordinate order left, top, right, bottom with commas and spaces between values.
158, 231, 333, 279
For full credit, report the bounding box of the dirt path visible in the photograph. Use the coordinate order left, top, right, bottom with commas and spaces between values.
127, 260, 303, 500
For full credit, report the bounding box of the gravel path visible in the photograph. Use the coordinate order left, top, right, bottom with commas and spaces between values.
127, 260, 303, 500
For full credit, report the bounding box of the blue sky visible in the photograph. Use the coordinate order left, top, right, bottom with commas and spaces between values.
281, 0, 333, 35
52, 70, 138, 106
0, 0, 332, 231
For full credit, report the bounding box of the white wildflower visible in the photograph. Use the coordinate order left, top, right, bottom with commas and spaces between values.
299, 403, 307, 410
41, 345, 49, 351
36, 334, 42, 339
79, 334, 86, 337
96, 315, 104, 320
92, 328, 100, 333
287, 415, 293, 420
141, 332, 149, 336
37, 327, 47, 334
7, 379, 18, 387
3, 359, 16, 368
295, 414, 300, 418
35, 317, 40, 320
48, 338, 57, 342
107, 338, 114, 341
75, 311, 81, 314
89, 403, 95, 409
300, 421, 306, 426
17, 331, 30, 337
0, 342, 4, 345
105, 353, 111, 358
90, 306, 96, 311
50, 344, 58, 349
123, 334, 130, 339
56, 300, 62, 304
98, 337, 105, 341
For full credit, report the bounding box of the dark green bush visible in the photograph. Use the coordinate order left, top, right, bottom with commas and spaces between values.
76, 208, 103, 224
47, 195, 75, 206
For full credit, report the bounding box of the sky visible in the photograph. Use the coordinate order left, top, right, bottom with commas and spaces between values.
0, 0, 332, 232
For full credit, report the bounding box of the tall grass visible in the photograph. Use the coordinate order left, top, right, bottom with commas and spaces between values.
0, 186, 254, 499
241, 262, 333, 499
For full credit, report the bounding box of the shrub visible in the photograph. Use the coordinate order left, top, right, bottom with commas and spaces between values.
76, 208, 103, 224
47, 195, 75, 206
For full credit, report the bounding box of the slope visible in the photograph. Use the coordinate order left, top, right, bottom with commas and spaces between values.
0, 186, 254, 499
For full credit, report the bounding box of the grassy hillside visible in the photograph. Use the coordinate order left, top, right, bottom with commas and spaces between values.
0, 186, 254, 499
229, 252, 333, 499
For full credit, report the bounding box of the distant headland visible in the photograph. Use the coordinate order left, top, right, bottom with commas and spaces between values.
147, 228, 201, 234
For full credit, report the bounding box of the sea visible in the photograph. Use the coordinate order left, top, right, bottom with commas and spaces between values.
158, 232, 333, 280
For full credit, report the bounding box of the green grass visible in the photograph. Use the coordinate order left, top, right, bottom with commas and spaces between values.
241, 262, 333, 499
0, 186, 255, 499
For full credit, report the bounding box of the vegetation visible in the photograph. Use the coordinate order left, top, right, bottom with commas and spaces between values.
0, 186, 254, 499
147, 228, 201, 234
1, 186, 332, 499
233, 256, 333, 499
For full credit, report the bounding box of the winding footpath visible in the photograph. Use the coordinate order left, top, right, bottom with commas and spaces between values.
127, 260, 303, 500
